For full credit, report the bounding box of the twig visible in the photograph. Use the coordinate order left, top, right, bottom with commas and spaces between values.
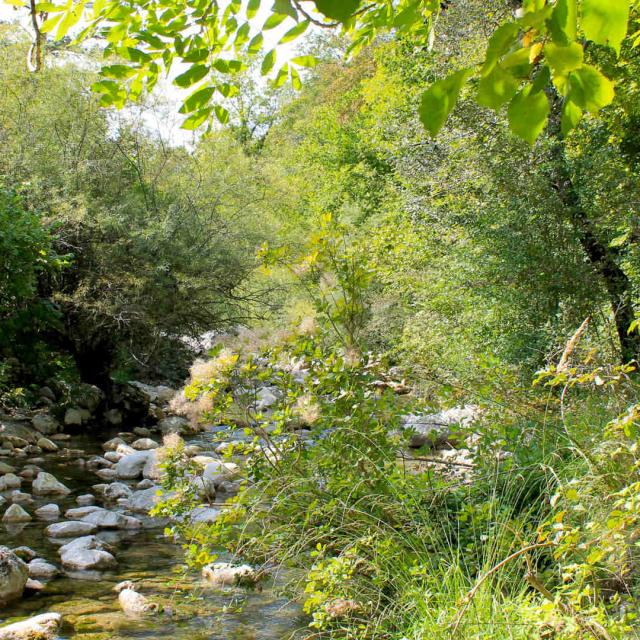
399, 455, 474, 468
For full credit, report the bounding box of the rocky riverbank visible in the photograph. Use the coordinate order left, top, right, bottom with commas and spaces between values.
0, 380, 304, 639
0, 358, 479, 640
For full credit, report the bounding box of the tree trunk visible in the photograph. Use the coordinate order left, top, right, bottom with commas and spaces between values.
548, 100, 640, 363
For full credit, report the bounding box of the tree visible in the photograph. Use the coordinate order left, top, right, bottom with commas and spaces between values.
12, 0, 635, 143
0, 35, 274, 384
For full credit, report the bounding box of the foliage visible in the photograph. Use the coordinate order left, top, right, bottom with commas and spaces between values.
13, 0, 637, 144
0, 35, 273, 383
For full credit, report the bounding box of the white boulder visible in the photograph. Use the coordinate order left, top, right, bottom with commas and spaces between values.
32, 472, 71, 496
0, 613, 61, 639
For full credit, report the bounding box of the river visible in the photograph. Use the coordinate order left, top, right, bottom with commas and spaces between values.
0, 428, 305, 639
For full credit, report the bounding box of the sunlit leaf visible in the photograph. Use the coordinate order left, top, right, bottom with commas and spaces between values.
419, 68, 471, 137
582, 0, 629, 55
279, 20, 309, 44
548, 0, 577, 44
291, 55, 317, 67
174, 64, 209, 88
261, 49, 276, 75
544, 42, 583, 75
181, 107, 213, 129
507, 86, 549, 144
567, 64, 615, 112
179, 86, 215, 114
477, 66, 519, 109
313, 0, 361, 22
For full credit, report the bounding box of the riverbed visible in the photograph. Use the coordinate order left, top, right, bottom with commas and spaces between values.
0, 429, 305, 639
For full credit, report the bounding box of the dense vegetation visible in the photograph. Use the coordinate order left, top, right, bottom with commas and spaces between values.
3, 0, 640, 638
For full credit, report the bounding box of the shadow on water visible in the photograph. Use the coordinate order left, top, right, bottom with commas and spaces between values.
0, 430, 306, 639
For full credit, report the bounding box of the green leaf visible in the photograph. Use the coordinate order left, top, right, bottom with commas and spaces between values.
482, 22, 519, 75
174, 64, 209, 88
214, 105, 229, 124
182, 47, 209, 63
567, 64, 614, 112
291, 55, 317, 68
34, 2, 64, 11
279, 20, 309, 44
217, 83, 239, 97
544, 41, 583, 75
263, 12, 287, 29
101, 64, 137, 80
582, 0, 629, 55
39, 13, 62, 33
507, 87, 549, 144
273, 63, 289, 88
313, 0, 360, 22
477, 66, 519, 110
272, 0, 297, 19
419, 68, 470, 137
247, 0, 260, 19
91, 79, 120, 95
235, 22, 251, 46
261, 49, 276, 75
291, 66, 302, 90
181, 107, 213, 130
55, 2, 84, 39
248, 33, 264, 54
179, 86, 215, 114
548, 0, 577, 44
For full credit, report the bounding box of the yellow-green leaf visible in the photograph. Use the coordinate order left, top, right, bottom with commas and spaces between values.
507, 87, 549, 144
419, 68, 471, 137
567, 64, 614, 112
582, 0, 629, 55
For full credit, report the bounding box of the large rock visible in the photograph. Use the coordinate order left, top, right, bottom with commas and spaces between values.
80, 508, 141, 530
115, 580, 158, 615
115, 451, 152, 479
34, 504, 60, 520
73, 383, 105, 413
64, 506, 100, 519
0, 547, 28, 604
256, 386, 279, 410
0, 474, 21, 491
157, 416, 190, 435
31, 413, 61, 436
202, 562, 257, 587
103, 482, 132, 501
142, 450, 162, 481
403, 406, 479, 449
110, 383, 151, 424
189, 507, 219, 524
64, 407, 90, 427
0, 613, 61, 639
127, 487, 164, 514
200, 461, 240, 497
58, 536, 117, 571
32, 472, 71, 496
46, 521, 98, 538
0, 420, 36, 445
130, 382, 176, 405
103, 408, 123, 426
28, 560, 59, 580
36, 437, 58, 452
2, 505, 31, 523
132, 438, 158, 451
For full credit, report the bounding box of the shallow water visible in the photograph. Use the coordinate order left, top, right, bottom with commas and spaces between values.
0, 430, 305, 639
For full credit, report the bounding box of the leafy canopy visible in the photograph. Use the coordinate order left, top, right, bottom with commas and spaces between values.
12, 0, 634, 141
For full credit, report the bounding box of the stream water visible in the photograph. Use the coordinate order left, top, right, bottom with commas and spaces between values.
0, 430, 305, 639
